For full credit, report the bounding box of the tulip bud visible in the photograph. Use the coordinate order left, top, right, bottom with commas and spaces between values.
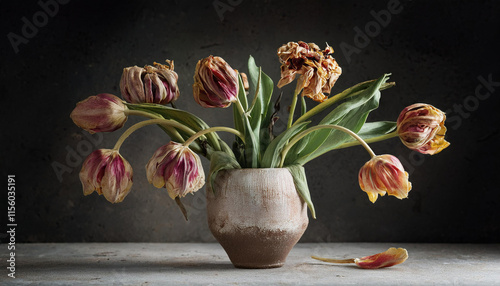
79, 149, 133, 203
120, 61, 180, 105
358, 155, 412, 203
397, 103, 450, 155
146, 142, 205, 199
70, 93, 128, 134
193, 56, 239, 108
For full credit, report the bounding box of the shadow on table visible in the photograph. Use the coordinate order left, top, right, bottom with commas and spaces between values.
18, 257, 237, 274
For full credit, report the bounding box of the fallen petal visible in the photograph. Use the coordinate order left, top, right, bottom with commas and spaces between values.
311, 247, 408, 269
355, 248, 408, 269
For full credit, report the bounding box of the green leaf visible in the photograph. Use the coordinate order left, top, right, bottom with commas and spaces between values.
357, 121, 397, 139
261, 121, 310, 168
285, 164, 316, 219
290, 74, 390, 165
334, 121, 397, 150
208, 151, 241, 194
241, 111, 260, 168
233, 75, 248, 136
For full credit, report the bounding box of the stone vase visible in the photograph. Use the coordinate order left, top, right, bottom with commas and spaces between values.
207, 168, 309, 269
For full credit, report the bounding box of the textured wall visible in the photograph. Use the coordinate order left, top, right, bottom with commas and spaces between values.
1, 0, 499, 243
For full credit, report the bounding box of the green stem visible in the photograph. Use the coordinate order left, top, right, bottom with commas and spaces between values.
335, 131, 399, 150
125, 109, 161, 119
287, 88, 301, 129
311, 256, 355, 264
234, 98, 247, 118
125, 109, 184, 143
279, 124, 376, 167
113, 119, 196, 151
183, 127, 245, 147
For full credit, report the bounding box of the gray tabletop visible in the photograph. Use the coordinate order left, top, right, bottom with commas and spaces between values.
3, 243, 500, 285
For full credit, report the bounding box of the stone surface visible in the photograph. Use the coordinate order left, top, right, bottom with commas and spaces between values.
2, 243, 499, 285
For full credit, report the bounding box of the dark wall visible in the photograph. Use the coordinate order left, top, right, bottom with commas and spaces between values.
1, 0, 499, 243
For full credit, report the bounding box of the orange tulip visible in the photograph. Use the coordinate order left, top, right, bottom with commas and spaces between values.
277, 41, 342, 102
397, 103, 450, 155
358, 155, 411, 203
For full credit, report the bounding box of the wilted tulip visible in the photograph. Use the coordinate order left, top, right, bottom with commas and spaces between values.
120, 61, 180, 105
397, 103, 450, 155
358, 155, 412, 203
193, 56, 239, 108
312, 247, 409, 269
70, 93, 128, 134
79, 149, 133, 203
146, 142, 205, 199
277, 41, 342, 102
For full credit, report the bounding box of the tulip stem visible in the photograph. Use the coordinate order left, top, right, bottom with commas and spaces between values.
311, 256, 355, 264
279, 124, 376, 167
113, 119, 197, 151
125, 109, 162, 119
183, 127, 245, 148
125, 110, 185, 143
335, 131, 399, 150
287, 88, 301, 129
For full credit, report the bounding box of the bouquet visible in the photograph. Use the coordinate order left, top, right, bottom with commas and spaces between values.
70, 41, 450, 219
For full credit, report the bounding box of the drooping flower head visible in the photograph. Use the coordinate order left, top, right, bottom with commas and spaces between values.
397, 103, 450, 155
79, 149, 133, 203
193, 55, 239, 108
146, 142, 205, 199
277, 41, 342, 102
358, 155, 411, 203
120, 60, 180, 105
70, 93, 128, 134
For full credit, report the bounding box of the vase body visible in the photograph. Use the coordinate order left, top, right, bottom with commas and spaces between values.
207, 168, 309, 268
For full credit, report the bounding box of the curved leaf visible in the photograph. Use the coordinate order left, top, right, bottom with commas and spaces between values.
285, 164, 316, 219
261, 121, 310, 168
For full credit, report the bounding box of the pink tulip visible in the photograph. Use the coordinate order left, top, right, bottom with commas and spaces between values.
70, 93, 127, 133
146, 142, 205, 199
79, 149, 133, 203
193, 56, 239, 108
120, 61, 180, 105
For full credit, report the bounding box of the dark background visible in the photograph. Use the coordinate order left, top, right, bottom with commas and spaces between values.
1, 0, 499, 243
